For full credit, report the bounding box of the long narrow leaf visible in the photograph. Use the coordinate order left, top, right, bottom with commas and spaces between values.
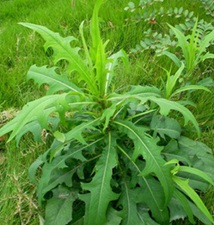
50, 118, 101, 159
19, 22, 97, 93
178, 166, 214, 186
165, 63, 184, 99
81, 132, 118, 225
173, 189, 195, 224
117, 145, 168, 224
95, 40, 109, 97
105, 50, 129, 95
90, 0, 103, 49
27, 65, 82, 94
162, 51, 181, 68
201, 52, 214, 61
173, 176, 214, 224
168, 24, 190, 64
79, 21, 93, 71
115, 120, 174, 206
149, 97, 200, 135
0, 93, 68, 141
118, 180, 145, 225
171, 85, 210, 97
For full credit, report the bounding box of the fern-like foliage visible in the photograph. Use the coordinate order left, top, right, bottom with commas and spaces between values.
0, 0, 213, 225
199, 0, 214, 19
127, 0, 214, 68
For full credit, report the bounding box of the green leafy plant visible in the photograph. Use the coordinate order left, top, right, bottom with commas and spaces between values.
199, 0, 214, 18
131, 19, 214, 57
127, 0, 214, 61
124, 0, 164, 13
0, 0, 213, 224
163, 20, 214, 80
125, 4, 195, 23
161, 63, 211, 100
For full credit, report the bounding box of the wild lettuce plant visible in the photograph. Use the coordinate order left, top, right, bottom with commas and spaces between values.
0, 0, 213, 224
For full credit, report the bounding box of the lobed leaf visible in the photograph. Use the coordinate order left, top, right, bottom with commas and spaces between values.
101, 103, 117, 131
117, 146, 168, 224
0, 93, 69, 142
139, 177, 169, 224
29, 153, 47, 183
118, 179, 145, 225
19, 22, 97, 94
44, 186, 77, 225
163, 140, 191, 165
105, 207, 122, 225
64, 118, 100, 146
31, 137, 102, 205
108, 86, 161, 103
178, 136, 214, 178
15, 121, 42, 145
37, 159, 72, 204
115, 120, 174, 207
27, 65, 82, 94
137, 206, 161, 225
81, 133, 118, 225
149, 97, 200, 135
150, 115, 182, 139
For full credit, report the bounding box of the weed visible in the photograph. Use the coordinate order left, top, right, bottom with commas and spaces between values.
127, 0, 214, 61
0, 1, 213, 224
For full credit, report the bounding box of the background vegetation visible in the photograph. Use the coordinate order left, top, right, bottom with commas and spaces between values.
0, 0, 213, 224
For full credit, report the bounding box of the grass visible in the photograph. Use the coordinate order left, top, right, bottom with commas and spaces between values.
0, 139, 46, 224
0, 0, 213, 224
0, 142, 39, 224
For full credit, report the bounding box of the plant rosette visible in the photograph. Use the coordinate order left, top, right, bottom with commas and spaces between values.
0, 0, 213, 224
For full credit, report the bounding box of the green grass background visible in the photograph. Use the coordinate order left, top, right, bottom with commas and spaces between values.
0, 0, 213, 224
